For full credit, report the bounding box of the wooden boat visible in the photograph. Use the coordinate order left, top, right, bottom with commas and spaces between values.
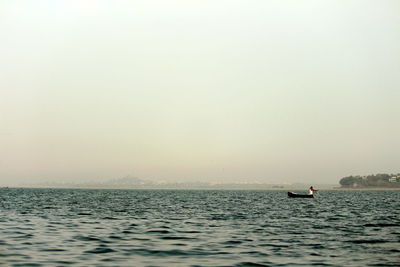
288, 191, 314, 198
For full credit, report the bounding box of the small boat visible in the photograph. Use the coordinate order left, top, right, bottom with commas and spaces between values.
288, 191, 314, 198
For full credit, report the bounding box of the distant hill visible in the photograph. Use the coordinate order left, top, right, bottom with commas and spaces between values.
339, 173, 400, 188
102, 176, 152, 186
16, 176, 335, 190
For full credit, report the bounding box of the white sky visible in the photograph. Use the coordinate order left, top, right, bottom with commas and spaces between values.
1, 0, 399, 185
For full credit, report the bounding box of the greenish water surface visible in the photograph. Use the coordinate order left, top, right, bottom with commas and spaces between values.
0, 189, 399, 266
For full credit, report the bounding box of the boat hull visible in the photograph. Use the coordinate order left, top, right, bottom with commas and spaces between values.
288, 192, 314, 198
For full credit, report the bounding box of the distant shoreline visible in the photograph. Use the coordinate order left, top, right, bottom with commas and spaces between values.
2, 186, 400, 191
336, 186, 400, 190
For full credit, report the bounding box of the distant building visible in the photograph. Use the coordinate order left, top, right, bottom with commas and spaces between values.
389, 176, 399, 183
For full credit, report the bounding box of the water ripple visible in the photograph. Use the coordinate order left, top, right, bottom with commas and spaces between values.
0, 188, 399, 266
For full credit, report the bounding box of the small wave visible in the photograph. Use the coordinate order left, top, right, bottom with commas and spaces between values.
85, 247, 116, 254
124, 248, 227, 257
13, 233, 34, 239
259, 244, 290, 248
0, 253, 27, 258
369, 264, 400, 267
128, 237, 150, 241
177, 230, 201, 234
364, 223, 400, 227
108, 235, 123, 241
43, 206, 56, 209
210, 216, 230, 220
347, 239, 387, 244
38, 248, 66, 252
74, 235, 102, 242
123, 248, 187, 256
235, 262, 269, 267
112, 209, 128, 213
159, 236, 197, 240
50, 261, 76, 265
11, 264, 42, 267
146, 229, 171, 234
102, 216, 120, 220
13, 227, 34, 231
224, 240, 243, 244
240, 251, 269, 257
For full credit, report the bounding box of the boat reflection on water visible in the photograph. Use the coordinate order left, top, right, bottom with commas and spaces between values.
287, 191, 314, 198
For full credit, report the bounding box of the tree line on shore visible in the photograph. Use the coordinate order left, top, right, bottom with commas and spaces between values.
339, 173, 400, 188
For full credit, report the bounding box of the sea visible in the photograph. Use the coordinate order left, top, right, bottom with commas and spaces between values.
0, 188, 399, 267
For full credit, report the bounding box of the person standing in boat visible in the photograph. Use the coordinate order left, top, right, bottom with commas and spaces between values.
308, 186, 317, 195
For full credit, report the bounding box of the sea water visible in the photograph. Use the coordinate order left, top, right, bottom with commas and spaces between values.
0, 188, 399, 266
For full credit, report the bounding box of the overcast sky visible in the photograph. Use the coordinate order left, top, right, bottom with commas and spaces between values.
1, 0, 399, 185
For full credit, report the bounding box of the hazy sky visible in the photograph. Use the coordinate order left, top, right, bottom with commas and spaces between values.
1, 0, 399, 185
